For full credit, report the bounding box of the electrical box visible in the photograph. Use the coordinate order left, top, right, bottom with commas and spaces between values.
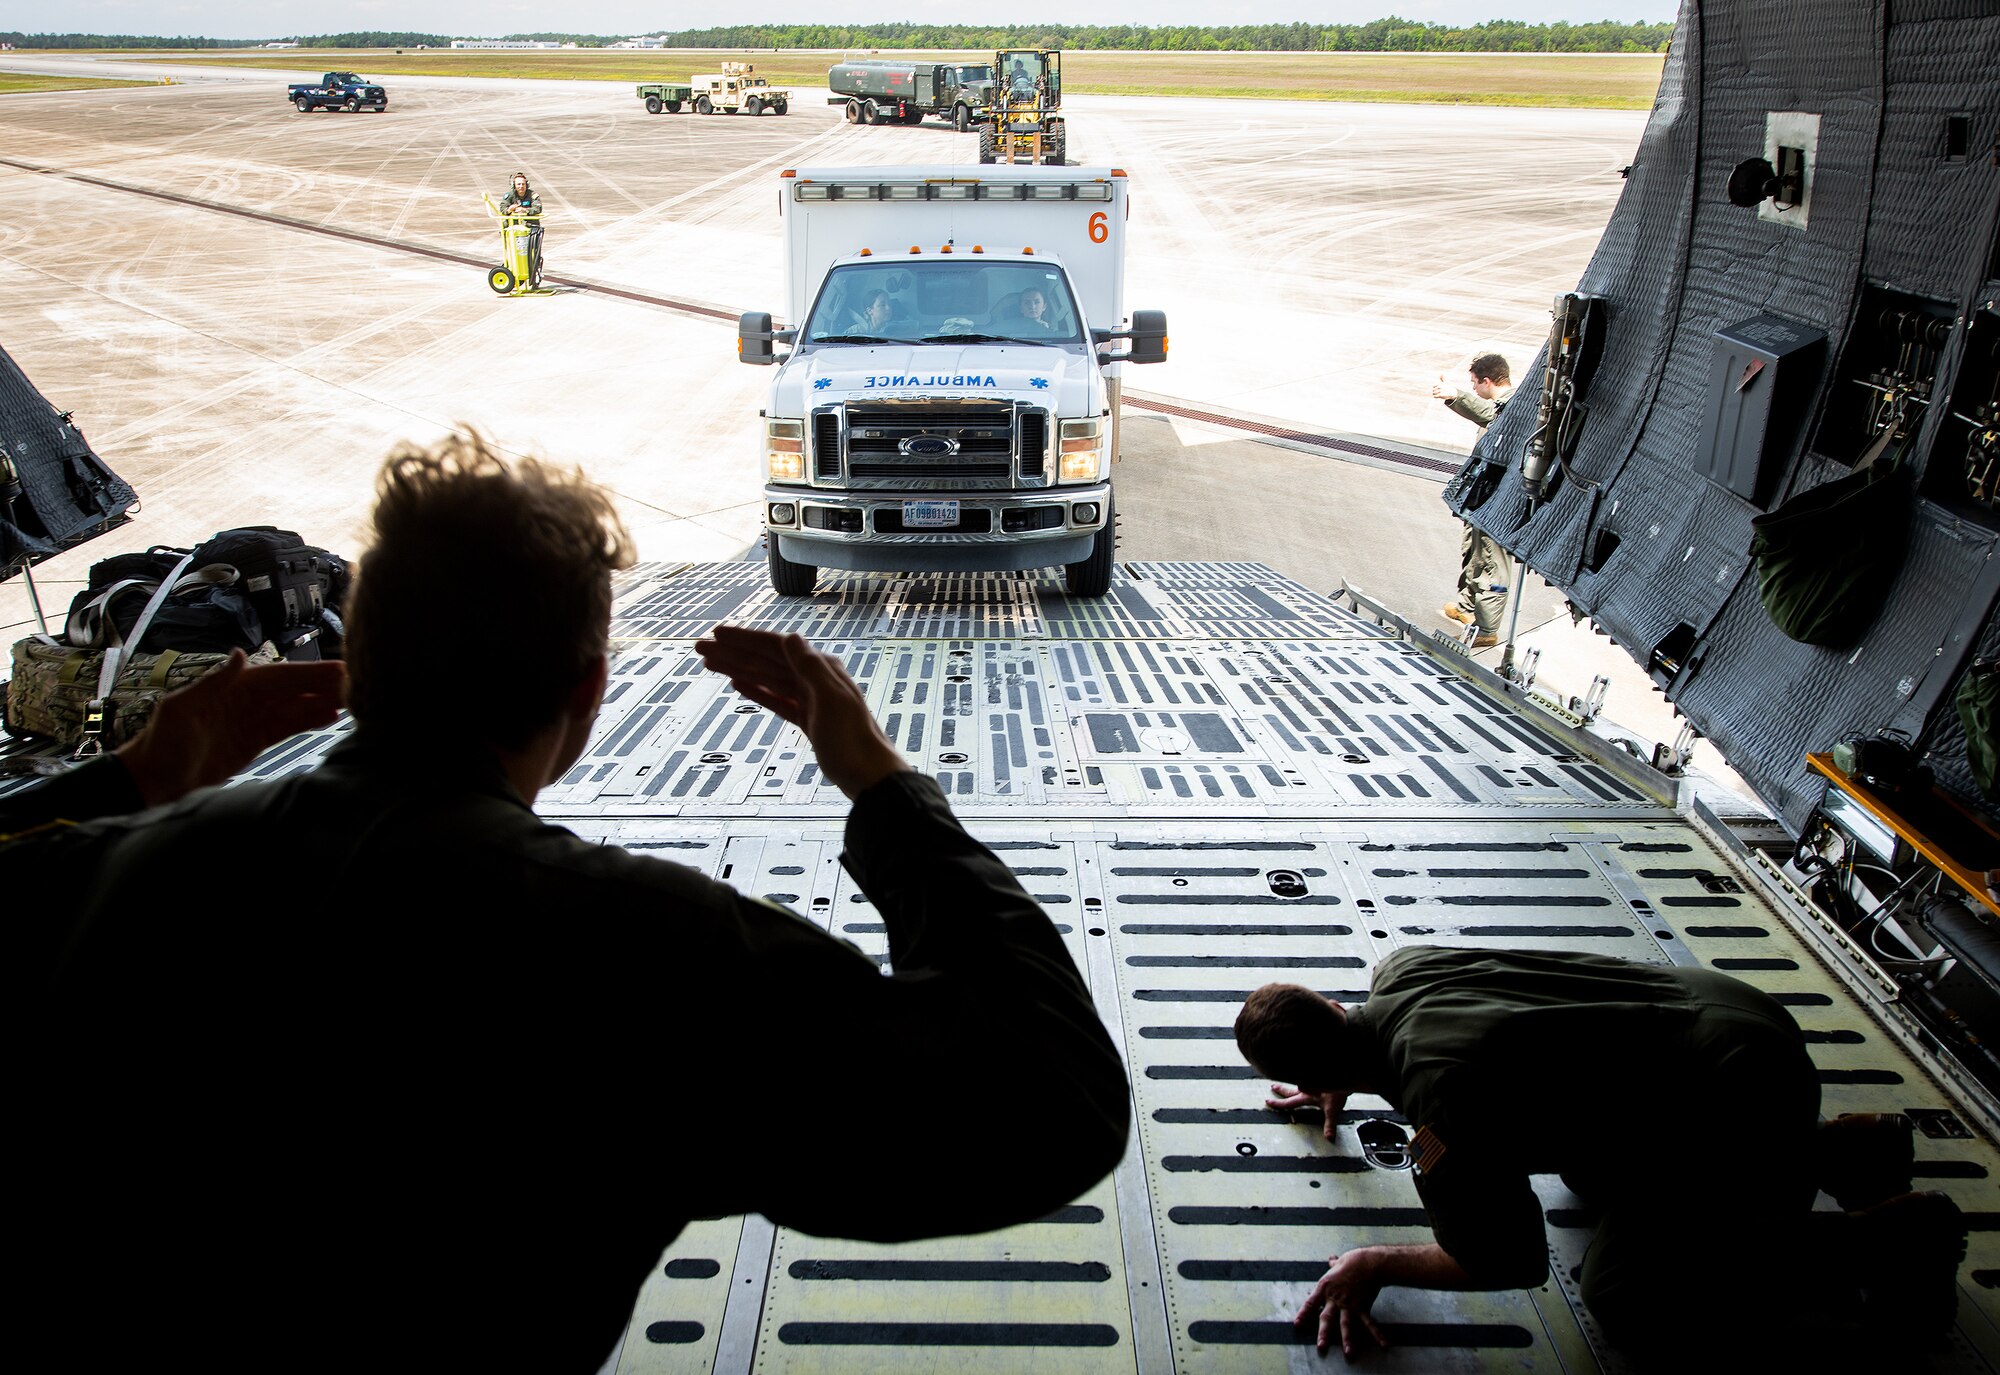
1695, 313, 1826, 506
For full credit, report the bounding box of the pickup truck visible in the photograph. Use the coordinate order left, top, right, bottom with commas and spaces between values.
287, 72, 388, 113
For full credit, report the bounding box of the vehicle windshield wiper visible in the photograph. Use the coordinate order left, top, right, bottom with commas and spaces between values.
919, 333, 1018, 344
813, 334, 896, 344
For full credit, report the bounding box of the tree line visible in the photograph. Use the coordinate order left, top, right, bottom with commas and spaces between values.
3, 19, 1674, 53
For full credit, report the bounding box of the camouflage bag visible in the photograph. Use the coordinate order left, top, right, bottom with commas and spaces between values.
4, 637, 280, 750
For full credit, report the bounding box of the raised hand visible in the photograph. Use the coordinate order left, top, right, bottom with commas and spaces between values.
116, 650, 346, 806
694, 625, 908, 800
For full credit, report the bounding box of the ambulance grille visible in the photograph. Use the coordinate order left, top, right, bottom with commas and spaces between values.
1019, 410, 1047, 480
813, 410, 842, 479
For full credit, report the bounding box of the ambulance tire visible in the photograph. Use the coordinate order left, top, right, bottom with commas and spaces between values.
1064, 502, 1115, 598
767, 538, 817, 597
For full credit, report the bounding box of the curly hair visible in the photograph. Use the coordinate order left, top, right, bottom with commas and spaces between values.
344, 431, 634, 749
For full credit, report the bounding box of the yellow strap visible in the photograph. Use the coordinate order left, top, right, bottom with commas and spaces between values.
147, 650, 182, 688
57, 652, 95, 687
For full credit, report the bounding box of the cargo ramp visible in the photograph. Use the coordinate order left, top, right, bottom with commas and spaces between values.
230, 560, 2000, 1374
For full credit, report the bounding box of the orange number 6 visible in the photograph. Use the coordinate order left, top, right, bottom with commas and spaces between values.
1088, 211, 1108, 244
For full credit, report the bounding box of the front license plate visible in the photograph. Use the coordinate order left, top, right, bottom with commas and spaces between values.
902, 500, 960, 528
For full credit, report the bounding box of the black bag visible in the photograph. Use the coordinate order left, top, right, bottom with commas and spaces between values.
1748, 452, 1912, 648
188, 527, 349, 659
65, 561, 266, 655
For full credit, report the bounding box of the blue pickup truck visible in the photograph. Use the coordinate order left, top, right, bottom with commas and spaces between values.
287, 71, 388, 113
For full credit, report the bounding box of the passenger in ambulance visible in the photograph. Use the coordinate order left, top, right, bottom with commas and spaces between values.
846, 287, 894, 335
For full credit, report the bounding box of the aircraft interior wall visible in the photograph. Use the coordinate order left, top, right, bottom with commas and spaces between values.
1447, 0, 2000, 833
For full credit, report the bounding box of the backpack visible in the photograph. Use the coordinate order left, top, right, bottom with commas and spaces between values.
186, 527, 350, 660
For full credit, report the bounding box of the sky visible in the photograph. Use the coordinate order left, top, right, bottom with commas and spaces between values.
10, 2, 1681, 40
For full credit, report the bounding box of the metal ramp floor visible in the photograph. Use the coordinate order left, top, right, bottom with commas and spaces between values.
238, 563, 2000, 1373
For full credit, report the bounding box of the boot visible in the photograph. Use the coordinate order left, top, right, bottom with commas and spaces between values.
1851, 1191, 1967, 1337
1817, 1112, 1914, 1210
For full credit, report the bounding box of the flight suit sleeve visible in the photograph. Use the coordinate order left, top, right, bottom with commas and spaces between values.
1405, 1075, 1550, 1289
693, 771, 1131, 1242
0, 756, 145, 841
1445, 391, 1497, 428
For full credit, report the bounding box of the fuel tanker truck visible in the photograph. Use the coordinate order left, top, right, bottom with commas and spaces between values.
827, 59, 994, 131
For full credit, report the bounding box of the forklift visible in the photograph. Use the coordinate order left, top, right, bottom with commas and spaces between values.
978, 48, 1066, 165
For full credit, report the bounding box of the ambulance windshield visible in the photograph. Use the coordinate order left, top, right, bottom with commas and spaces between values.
805, 261, 1082, 345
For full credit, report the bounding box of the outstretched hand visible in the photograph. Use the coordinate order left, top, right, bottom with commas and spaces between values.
1297, 1250, 1389, 1359
1266, 1082, 1347, 1142
694, 625, 908, 799
116, 650, 346, 807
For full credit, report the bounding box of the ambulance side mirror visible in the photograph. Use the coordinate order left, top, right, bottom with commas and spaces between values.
739, 311, 793, 366
1093, 310, 1169, 367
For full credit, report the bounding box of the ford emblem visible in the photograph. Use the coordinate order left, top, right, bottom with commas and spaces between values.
900, 435, 959, 457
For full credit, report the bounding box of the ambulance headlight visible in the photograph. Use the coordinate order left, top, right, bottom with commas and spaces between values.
767, 419, 805, 482
1058, 418, 1104, 483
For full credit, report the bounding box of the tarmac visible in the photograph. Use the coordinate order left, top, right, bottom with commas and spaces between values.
0, 56, 1711, 771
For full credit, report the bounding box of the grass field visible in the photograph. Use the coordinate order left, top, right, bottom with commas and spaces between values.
124, 49, 1667, 109
0, 73, 156, 95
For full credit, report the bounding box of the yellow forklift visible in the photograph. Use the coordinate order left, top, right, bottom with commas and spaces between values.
977, 48, 1066, 165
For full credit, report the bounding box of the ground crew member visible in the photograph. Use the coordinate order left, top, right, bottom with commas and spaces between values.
1433, 353, 1514, 646
1236, 946, 1965, 1366
500, 170, 544, 287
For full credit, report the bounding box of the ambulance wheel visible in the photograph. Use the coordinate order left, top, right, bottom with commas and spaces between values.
665, 100, 681, 113
295, 96, 311, 112
695, 96, 713, 115
1063, 503, 1115, 598
978, 126, 997, 164
487, 266, 516, 295
767, 537, 817, 597
953, 104, 971, 132
645, 95, 663, 114
745, 96, 762, 116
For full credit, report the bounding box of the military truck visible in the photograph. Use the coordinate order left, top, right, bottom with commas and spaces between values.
286, 72, 387, 113
980, 49, 1064, 164
827, 59, 993, 131
633, 82, 694, 114
686, 62, 789, 116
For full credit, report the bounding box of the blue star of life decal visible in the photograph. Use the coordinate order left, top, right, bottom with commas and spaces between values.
1029, 376, 1050, 389
813, 377, 833, 390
